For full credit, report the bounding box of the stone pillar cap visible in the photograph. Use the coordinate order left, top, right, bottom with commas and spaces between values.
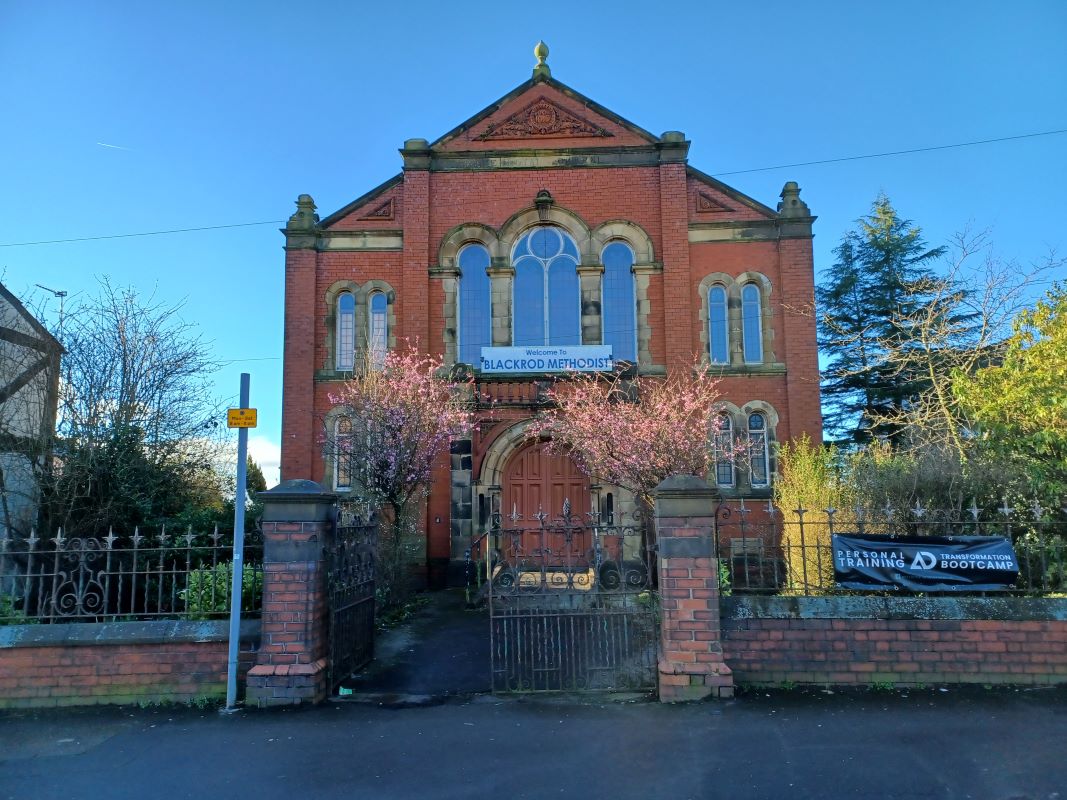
258, 479, 336, 504
655, 474, 714, 494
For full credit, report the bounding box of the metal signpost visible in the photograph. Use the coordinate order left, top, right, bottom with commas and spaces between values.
224, 374, 255, 711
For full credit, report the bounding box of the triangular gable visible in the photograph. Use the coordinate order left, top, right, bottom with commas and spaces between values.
319, 175, 404, 230
433, 76, 660, 152
686, 167, 777, 221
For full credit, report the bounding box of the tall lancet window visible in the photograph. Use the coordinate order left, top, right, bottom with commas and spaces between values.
601, 242, 636, 362
369, 292, 388, 370
458, 244, 492, 365
708, 285, 729, 364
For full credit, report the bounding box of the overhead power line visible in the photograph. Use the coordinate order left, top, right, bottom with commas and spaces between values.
0, 220, 284, 248
712, 128, 1067, 176
1, 128, 1064, 248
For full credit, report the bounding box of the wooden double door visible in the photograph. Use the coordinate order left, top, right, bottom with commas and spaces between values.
501, 441, 591, 565
502, 441, 589, 523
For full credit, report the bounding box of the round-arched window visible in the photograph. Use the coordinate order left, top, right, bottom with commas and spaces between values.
512, 226, 580, 347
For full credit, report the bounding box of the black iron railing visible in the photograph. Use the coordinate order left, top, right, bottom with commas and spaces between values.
714, 499, 1067, 596
0, 527, 263, 623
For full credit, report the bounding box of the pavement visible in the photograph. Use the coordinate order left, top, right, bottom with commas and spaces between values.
2, 591, 1066, 800
337, 588, 491, 701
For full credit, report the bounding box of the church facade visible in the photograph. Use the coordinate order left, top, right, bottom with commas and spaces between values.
279, 45, 822, 586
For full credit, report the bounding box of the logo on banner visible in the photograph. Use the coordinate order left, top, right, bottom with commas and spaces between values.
910, 551, 937, 570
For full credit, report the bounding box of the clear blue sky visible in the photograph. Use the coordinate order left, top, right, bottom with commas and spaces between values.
2, 1, 1065, 485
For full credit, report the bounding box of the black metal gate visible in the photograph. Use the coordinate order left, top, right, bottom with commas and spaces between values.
326, 507, 377, 692
485, 501, 658, 692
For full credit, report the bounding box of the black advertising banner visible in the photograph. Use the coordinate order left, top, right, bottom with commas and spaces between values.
832, 534, 1019, 591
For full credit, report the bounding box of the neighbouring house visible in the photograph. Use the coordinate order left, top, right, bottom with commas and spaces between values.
0, 282, 62, 545
279, 43, 822, 587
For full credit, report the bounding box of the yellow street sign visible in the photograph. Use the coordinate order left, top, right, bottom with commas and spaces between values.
227, 408, 258, 428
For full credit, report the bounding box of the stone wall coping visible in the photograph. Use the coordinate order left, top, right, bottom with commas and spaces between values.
0, 619, 262, 649
258, 479, 336, 504
723, 595, 1067, 623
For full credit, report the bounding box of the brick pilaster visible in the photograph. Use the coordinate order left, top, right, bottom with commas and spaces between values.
280, 195, 319, 481
400, 139, 431, 349
245, 480, 335, 707
657, 133, 693, 370
654, 475, 733, 701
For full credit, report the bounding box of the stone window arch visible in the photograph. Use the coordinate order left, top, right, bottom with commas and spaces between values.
325, 279, 396, 372
322, 406, 355, 492
324, 280, 360, 372
697, 271, 775, 368
497, 201, 592, 260
434, 223, 502, 366
590, 220, 657, 367
740, 400, 779, 491
735, 271, 774, 365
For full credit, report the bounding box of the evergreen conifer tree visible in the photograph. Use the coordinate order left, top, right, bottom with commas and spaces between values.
817, 195, 946, 444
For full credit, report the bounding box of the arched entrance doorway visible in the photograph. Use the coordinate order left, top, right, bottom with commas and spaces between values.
499, 440, 591, 570
501, 440, 590, 526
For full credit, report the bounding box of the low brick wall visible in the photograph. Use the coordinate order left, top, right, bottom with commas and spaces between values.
0, 620, 260, 709
722, 596, 1067, 687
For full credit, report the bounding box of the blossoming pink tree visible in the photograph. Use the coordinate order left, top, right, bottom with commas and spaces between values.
325, 347, 472, 602
527, 367, 735, 518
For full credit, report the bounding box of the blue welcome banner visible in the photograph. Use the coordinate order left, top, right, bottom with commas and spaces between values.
480, 345, 613, 374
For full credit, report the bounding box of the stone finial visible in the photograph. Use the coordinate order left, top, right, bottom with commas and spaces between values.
777, 181, 811, 218
287, 193, 319, 231
533, 40, 551, 79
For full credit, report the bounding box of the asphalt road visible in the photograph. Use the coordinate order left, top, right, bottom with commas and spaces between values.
2, 687, 1065, 800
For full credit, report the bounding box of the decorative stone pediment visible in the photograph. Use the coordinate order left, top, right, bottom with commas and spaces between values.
360, 198, 394, 221
477, 98, 613, 141
696, 192, 734, 214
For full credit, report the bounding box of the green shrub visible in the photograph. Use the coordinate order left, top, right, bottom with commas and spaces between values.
180, 563, 260, 618
0, 593, 37, 625
775, 436, 853, 594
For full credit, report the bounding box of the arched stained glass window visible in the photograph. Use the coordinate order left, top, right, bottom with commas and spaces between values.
512, 226, 580, 347
747, 412, 769, 488
708, 285, 729, 364
336, 292, 355, 370
458, 244, 491, 365
369, 292, 388, 370
335, 417, 353, 490
742, 283, 763, 363
602, 242, 636, 362
714, 414, 734, 488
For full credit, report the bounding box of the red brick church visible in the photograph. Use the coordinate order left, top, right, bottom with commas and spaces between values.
279, 43, 822, 586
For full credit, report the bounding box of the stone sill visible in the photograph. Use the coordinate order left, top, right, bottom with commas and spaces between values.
0, 619, 262, 648
723, 595, 1067, 623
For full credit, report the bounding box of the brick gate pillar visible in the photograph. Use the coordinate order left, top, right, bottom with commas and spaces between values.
245, 479, 335, 708
654, 475, 734, 701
